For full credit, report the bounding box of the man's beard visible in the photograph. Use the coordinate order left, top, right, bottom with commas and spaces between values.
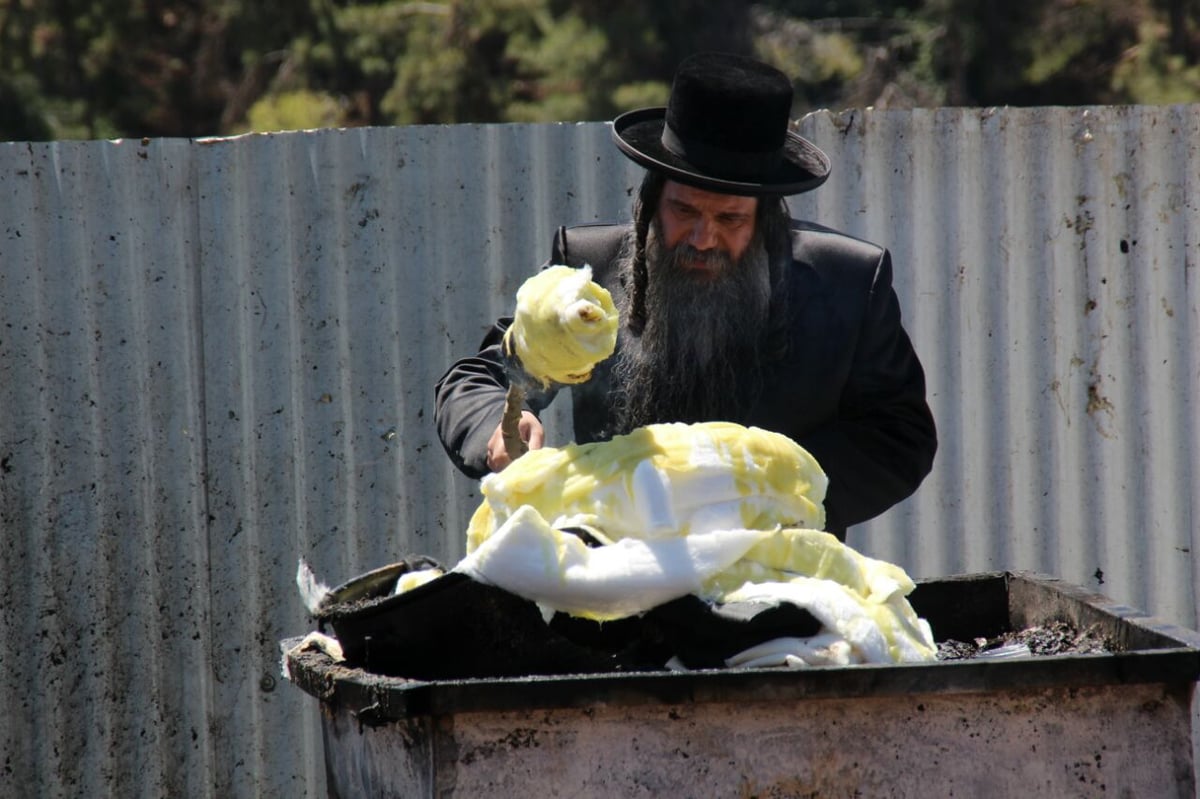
611, 219, 773, 434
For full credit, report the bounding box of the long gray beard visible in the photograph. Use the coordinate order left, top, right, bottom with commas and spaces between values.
611, 220, 773, 434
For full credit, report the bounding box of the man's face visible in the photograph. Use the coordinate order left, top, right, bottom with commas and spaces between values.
656, 180, 759, 276
610, 179, 773, 434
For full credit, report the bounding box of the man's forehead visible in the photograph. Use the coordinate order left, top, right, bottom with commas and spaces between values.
661, 180, 758, 213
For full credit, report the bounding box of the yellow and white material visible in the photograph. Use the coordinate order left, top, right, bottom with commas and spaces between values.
454, 421, 936, 666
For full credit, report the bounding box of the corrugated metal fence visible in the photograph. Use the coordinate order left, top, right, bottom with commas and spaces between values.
0, 106, 1196, 797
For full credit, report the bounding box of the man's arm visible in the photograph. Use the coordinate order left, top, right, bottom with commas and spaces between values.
798, 250, 937, 533
434, 318, 558, 478
434, 320, 513, 478
437, 224, 628, 478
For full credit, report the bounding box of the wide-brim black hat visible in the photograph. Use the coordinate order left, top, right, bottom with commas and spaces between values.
612, 52, 831, 197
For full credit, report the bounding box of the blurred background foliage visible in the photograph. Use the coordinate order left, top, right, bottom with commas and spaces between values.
1, 0, 1197, 140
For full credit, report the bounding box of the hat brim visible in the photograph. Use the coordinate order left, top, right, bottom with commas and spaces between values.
612, 107, 831, 197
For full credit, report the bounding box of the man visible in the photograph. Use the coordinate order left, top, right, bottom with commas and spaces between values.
435, 52, 936, 539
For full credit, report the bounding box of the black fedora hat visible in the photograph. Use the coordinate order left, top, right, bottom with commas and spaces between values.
612, 52, 830, 197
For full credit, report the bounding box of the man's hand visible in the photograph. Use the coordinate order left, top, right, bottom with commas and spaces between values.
487, 411, 544, 472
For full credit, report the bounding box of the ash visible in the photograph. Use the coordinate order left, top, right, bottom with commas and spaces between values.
937, 620, 1115, 660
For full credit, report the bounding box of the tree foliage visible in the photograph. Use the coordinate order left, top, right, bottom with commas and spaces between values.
1, 0, 1197, 141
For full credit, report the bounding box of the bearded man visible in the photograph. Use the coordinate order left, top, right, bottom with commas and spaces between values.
434, 53, 937, 539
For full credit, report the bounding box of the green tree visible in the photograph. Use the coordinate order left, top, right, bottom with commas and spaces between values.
3, 0, 1199, 141
247, 0, 755, 128
0, 0, 315, 139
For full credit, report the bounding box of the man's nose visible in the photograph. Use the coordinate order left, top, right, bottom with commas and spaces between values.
688, 219, 717, 250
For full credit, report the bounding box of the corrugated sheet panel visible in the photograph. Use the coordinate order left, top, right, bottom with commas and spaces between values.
1, 106, 1197, 797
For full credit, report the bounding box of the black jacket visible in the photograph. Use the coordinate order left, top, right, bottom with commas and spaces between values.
435, 221, 937, 539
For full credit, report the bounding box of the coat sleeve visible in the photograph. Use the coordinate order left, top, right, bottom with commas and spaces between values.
797, 249, 937, 533
433, 319, 513, 479
433, 318, 563, 479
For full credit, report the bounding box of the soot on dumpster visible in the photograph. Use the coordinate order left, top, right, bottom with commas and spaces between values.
937, 620, 1116, 660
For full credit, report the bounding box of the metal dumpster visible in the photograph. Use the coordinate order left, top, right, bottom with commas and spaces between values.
283, 571, 1200, 798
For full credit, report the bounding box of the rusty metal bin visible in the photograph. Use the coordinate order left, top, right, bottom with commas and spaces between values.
283, 572, 1200, 798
